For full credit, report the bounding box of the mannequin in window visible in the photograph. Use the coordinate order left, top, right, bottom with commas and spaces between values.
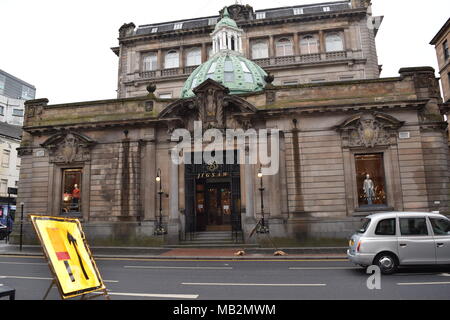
72, 184, 80, 210
363, 174, 375, 205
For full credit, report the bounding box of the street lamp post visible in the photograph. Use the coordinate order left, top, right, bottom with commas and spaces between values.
257, 166, 268, 233
19, 202, 24, 251
155, 168, 167, 235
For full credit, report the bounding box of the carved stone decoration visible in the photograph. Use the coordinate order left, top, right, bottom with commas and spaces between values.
193, 79, 230, 130
41, 131, 96, 164
158, 79, 258, 132
336, 112, 404, 149
220, 4, 254, 21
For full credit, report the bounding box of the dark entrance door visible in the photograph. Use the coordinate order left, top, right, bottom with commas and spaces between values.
184, 151, 241, 237
195, 180, 232, 231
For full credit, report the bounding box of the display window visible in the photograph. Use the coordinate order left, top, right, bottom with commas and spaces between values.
355, 154, 387, 207
62, 169, 82, 214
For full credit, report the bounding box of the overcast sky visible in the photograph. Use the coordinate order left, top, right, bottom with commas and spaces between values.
1, 0, 449, 104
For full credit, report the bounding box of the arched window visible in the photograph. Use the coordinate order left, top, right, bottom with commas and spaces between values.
186, 48, 202, 67
164, 50, 179, 69
325, 33, 344, 52
251, 41, 269, 59
276, 38, 293, 57
142, 53, 157, 71
300, 35, 319, 54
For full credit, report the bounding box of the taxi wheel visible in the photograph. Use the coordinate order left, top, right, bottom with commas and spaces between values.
374, 253, 398, 275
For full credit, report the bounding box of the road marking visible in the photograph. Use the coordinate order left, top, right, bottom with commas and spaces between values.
182, 282, 326, 287
0, 275, 118, 283
289, 267, 360, 270
0, 261, 47, 266
0, 255, 348, 263
124, 266, 233, 270
97, 257, 348, 263
397, 281, 450, 286
108, 292, 198, 299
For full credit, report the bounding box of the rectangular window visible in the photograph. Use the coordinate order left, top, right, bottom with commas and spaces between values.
151, 27, 158, 33
283, 80, 299, 85
400, 218, 428, 236
142, 53, 157, 71
293, 8, 303, 15
444, 40, 449, 60
323, 6, 331, 12
12, 109, 24, 117
0, 179, 7, 195
62, 169, 82, 215
355, 153, 387, 207
159, 93, 172, 99
0, 106, 4, 115
208, 18, 218, 25
375, 218, 396, 236
256, 12, 266, 19
2, 150, 10, 168
0, 75, 5, 94
174, 23, 183, 30
21, 86, 34, 100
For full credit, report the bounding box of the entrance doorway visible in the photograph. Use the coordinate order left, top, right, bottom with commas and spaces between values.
184, 151, 242, 236
195, 180, 232, 231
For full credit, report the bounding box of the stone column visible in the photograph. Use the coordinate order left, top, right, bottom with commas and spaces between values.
267, 133, 286, 237
140, 138, 157, 236
243, 147, 257, 243
293, 33, 299, 56
319, 30, 326, 53
179, 46, 184, 70
167, 143, 180, 243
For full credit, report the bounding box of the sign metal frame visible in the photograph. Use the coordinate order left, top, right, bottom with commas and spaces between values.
30, 214, 109, 300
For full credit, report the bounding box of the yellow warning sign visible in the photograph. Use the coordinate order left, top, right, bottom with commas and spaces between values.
30, 215, 106, 299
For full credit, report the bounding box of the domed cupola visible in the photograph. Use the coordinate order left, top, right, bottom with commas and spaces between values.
181, 7, 267, 98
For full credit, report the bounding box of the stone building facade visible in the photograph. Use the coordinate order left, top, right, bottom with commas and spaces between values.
15, 2, 450, 245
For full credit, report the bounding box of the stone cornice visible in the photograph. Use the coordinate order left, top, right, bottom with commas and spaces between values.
256, 99, 428, 117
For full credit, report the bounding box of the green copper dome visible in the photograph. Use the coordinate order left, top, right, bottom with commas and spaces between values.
181, 51, 268, 98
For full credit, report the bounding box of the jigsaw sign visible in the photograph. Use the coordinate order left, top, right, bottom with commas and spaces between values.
30, 215, 105, 299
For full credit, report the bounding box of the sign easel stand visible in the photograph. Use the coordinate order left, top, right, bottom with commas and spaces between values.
42, 280, 110, 300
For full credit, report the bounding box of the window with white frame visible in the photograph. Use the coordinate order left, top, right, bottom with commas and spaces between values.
251, 41, 269, 59
293, 8, 303, 15
325, 33, 344, 52
208, 18, 218, 25
256, 12, 266, 19
323, 6, 331, 12
0, 179, 7, 195
164, 50, 179, 69
0, 106, 4, 115
2, 150, 10, 168
21, 86, 34, 100
159, 93, 173, 99
300, 35, 319, 54
276, 38, 293, 57
143, 53, 158, 71
12, 109, 24, 117
151, 27, 158, 33
174, 23, 183, 30
186, 48, 202, 67
0, 75, 5, 94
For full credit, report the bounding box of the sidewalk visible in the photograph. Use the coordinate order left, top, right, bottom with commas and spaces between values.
0, 244, 348, 260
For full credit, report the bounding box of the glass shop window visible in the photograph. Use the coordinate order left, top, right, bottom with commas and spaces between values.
62, 169, 82, 215
355, 153, 387, 207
